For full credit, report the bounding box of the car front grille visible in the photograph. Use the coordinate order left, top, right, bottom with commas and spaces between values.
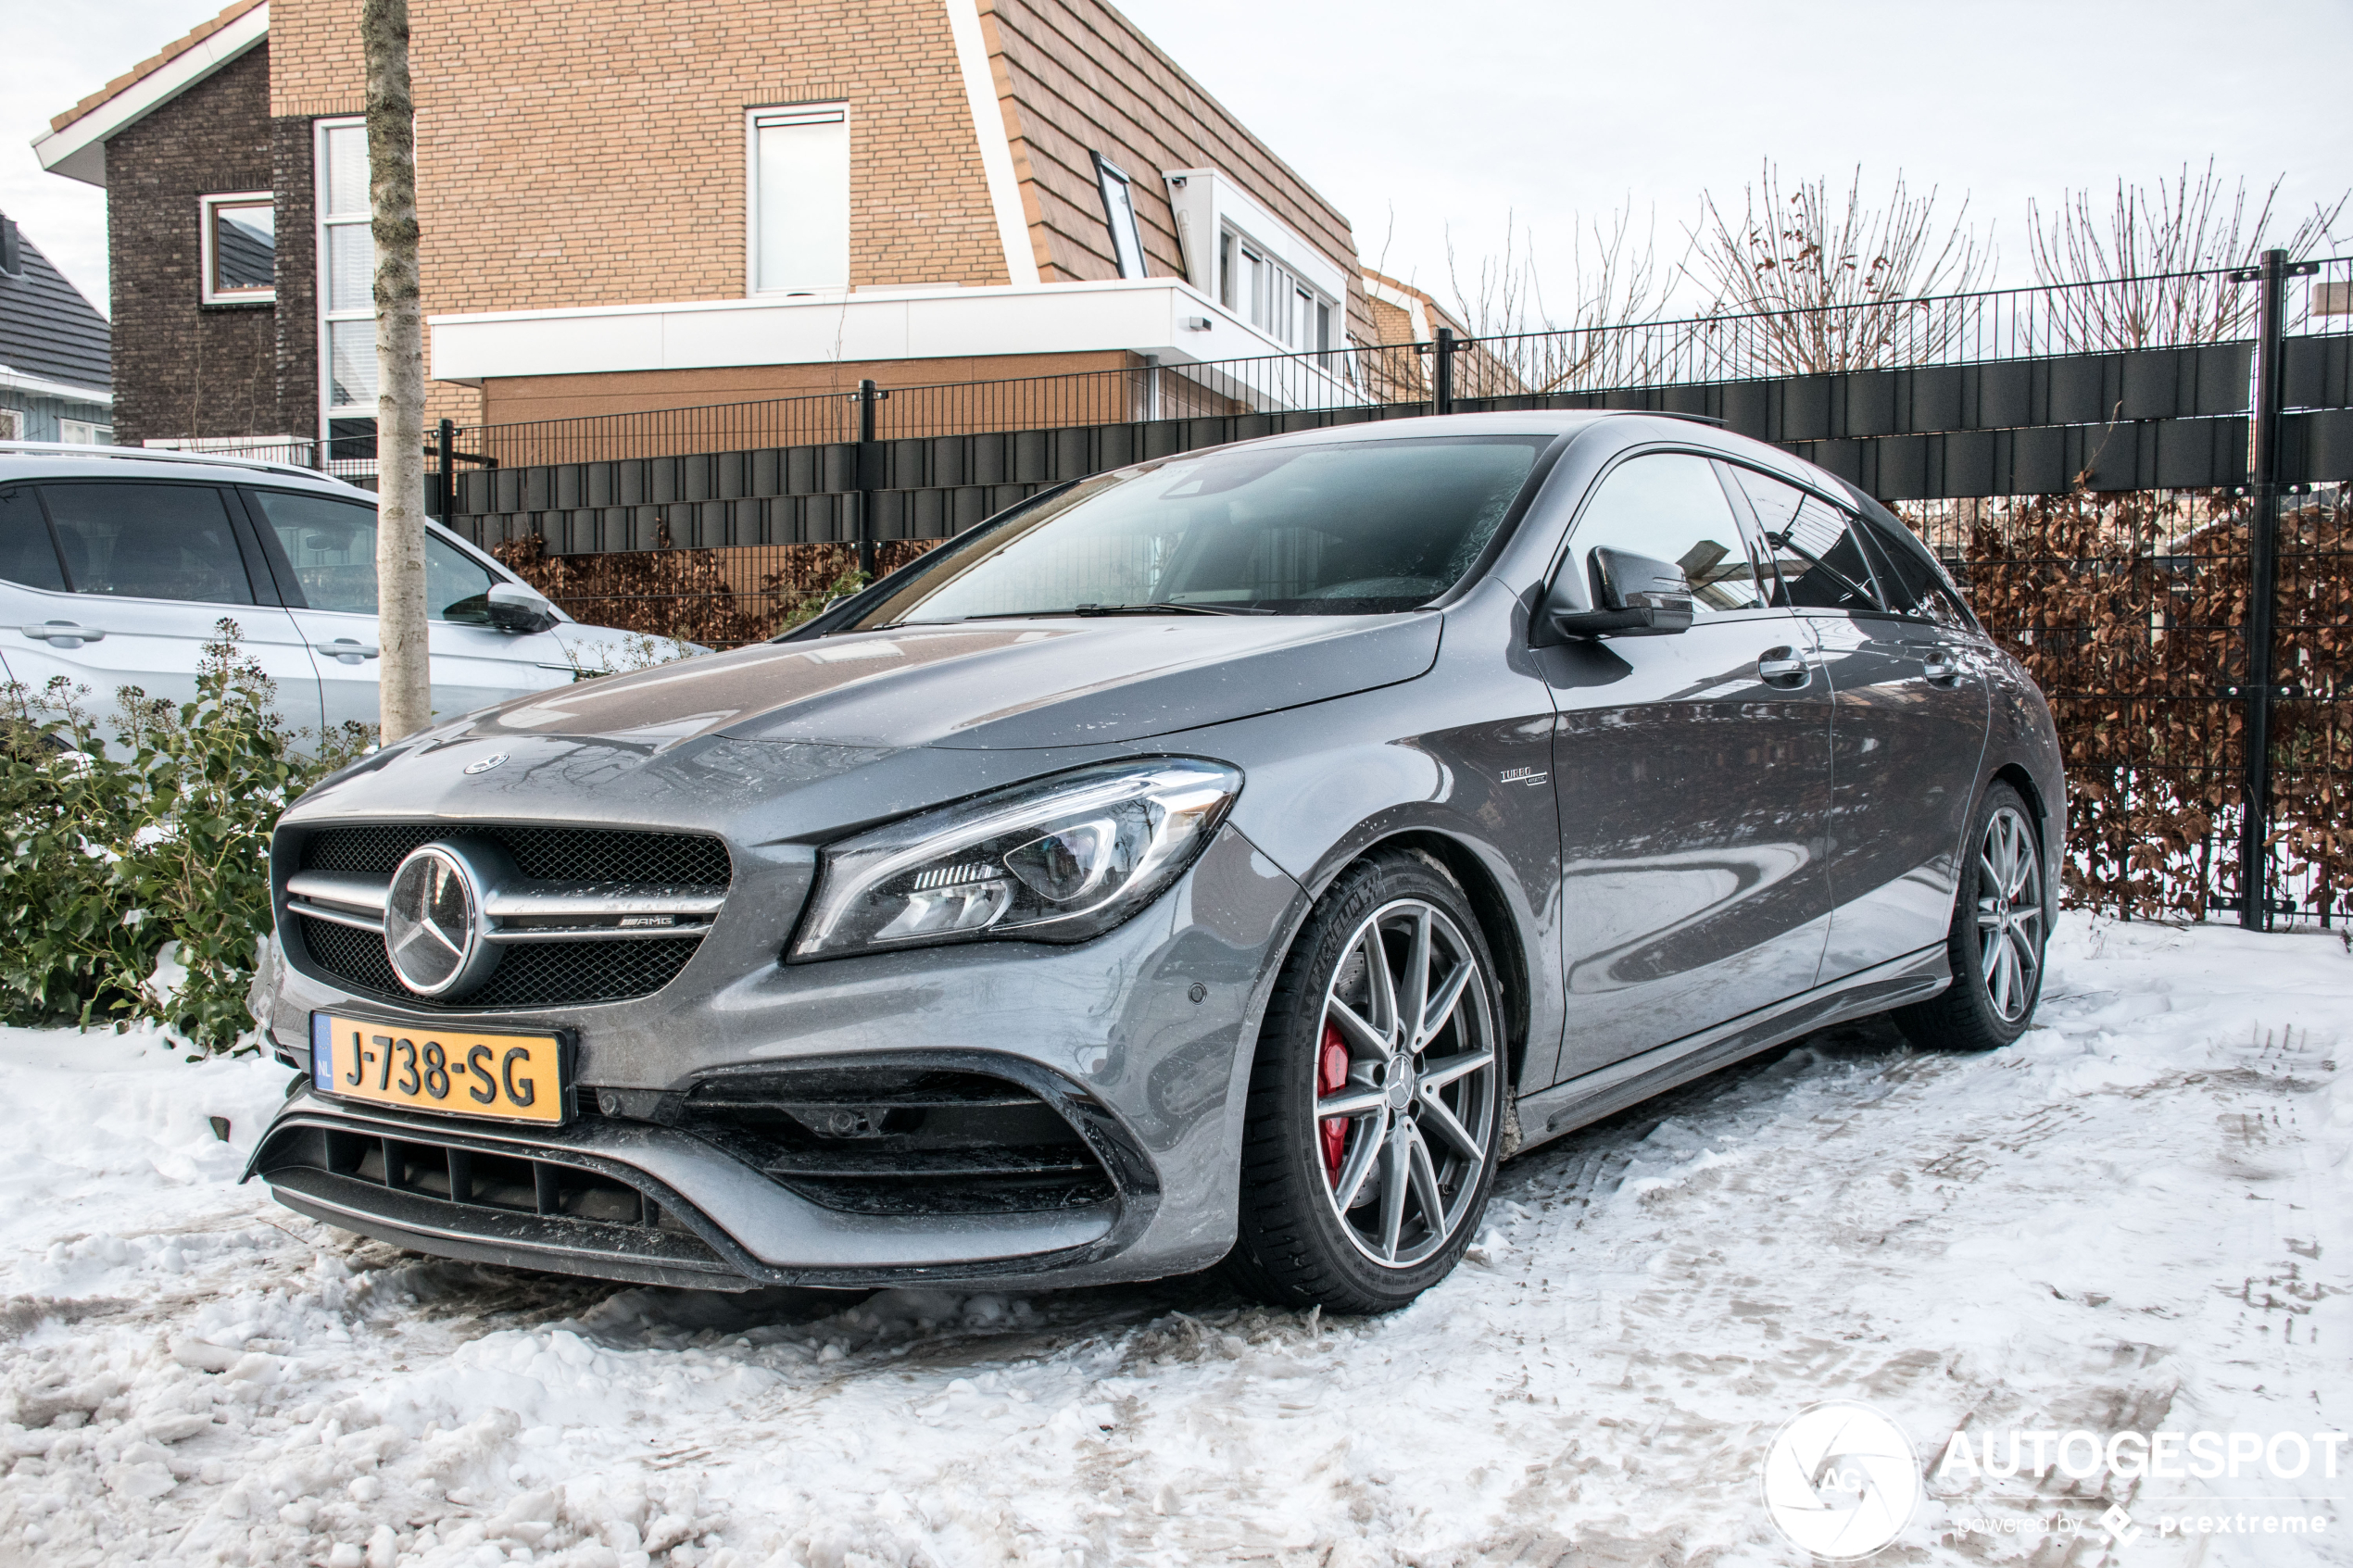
296, 915, 702, 1010
300, 823, 731, 887
679, 1065, 1118, 1216
285, 822, 729, 1010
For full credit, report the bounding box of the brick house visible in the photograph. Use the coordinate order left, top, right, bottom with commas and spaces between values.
37, 0, 1372, 455
0, 213, 114, 443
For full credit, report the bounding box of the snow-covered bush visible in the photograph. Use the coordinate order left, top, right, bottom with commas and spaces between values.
0, 621, 368, 1054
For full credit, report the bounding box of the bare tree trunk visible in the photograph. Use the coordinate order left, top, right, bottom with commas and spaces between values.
364, 0, 429, 741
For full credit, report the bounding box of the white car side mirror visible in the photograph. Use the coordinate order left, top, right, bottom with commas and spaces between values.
485, 581, 560, 635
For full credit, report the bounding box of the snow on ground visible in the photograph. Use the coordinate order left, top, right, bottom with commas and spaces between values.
2, 912, 2350, 1568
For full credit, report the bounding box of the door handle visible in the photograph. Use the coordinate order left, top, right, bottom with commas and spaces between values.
315, 638, 381, 664
1756, 647, 1811, 687
18, 621, 106, 647
1920, 646, 1961, 683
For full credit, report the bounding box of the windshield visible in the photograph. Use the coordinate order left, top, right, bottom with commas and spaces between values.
845, 435, 1552, 628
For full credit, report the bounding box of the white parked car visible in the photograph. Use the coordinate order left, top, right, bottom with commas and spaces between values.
0, 443, 680, 740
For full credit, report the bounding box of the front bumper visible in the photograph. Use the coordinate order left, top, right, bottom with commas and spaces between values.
248, 823, 1306, 1290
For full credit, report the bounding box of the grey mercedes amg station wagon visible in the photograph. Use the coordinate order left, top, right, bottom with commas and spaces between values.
245, 411, 2061, 1311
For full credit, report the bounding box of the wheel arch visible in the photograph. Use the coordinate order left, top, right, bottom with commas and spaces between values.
1992, 760, 2050, 848
1987, 759, 2060, 923
1293, 826, 1537, 1094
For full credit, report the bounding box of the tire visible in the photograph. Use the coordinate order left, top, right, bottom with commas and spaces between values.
1225, 848, 1506, 1312
1894, 781, 2049, 1051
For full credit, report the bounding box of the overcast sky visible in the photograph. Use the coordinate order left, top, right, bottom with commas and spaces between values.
5, 0, 2347, 320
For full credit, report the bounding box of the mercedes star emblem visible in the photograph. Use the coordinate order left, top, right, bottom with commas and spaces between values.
384, 843, 503, 998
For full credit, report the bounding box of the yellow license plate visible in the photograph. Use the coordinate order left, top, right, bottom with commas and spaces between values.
310, 1013, 571, 1124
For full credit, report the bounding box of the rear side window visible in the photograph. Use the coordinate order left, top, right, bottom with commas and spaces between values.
40, 483, 254, 605
1856, 513, 1975, 630
0, 487, 68, 592
248, 489, 498, 622
1730, 468, 1886, 614
1563, 453, 1769, 616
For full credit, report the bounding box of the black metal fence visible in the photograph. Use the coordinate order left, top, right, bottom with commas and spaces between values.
442, 257, 2353, 469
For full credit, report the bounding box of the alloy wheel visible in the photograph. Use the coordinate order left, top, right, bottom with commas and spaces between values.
1312, 897, 1500, 1268
1975, 805, 2044, 1022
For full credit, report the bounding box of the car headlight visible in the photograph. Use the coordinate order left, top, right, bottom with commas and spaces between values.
787, 759, 1242, 960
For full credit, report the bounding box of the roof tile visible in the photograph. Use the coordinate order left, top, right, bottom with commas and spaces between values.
0, 217, 114, 394
48, 0, 266, 133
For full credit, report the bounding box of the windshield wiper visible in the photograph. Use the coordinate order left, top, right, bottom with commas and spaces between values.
1068, 601, 1274, 617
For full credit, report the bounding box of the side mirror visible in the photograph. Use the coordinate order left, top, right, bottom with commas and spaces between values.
1534, 546, 1696, 643
485, 581, 561, 635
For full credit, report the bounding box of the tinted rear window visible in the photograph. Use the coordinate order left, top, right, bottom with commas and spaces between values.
41, 483, 254, 604
0, 488, 66, 592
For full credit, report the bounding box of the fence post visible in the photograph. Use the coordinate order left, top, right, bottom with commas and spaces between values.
436, 417, 455, 523
1434, 327, 1455, 417
854, 378, 880, 579
2236, 248, 2292, 930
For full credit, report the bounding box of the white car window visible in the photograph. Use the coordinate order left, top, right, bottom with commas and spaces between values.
0, 486, 69, 592
249, 490, 498, 622
42, 483, 255, 604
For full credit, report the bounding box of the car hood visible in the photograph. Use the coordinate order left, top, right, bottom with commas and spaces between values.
457, 613, 1442, 752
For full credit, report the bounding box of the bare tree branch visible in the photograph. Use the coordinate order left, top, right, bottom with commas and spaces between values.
1681, 162, 1994, 374
1445, 201, 1672, 394
2029, 161, 2351, 348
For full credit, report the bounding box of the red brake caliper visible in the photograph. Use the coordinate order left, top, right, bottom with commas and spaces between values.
1317, 1021, 1350, 1184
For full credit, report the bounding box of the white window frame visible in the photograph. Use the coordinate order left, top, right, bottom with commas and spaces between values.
314, 117, 374, 458
1092, 153, 1148, 280
0, 409, 22, 440
1221, 222, 1333, 354
57, 419, 112, 445
745, 103, 851, 296
199, 191, 276, 305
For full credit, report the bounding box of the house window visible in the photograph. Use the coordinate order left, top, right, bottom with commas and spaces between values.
749, 105, 849, 293
1222, 224, 1333, 354
200, 192, 275, 303
0, 410, 21, 440
1093, 153, 1147, 280
58, 419, 112, 445
315, 119, 376, 457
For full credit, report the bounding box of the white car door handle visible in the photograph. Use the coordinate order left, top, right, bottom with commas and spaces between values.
315, 639, 381, 663
19, 621, 105, 647
1756, 647, 1811, 687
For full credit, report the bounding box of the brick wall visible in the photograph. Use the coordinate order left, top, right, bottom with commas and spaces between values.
271, 0, 1006, 331
268, 114, 320, 437
105, 44, 280, 444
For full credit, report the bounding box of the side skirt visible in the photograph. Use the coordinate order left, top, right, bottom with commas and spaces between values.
1510, 944, 1950, 1156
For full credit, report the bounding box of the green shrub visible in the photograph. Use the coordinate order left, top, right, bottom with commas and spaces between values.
0, 621, 369, 1054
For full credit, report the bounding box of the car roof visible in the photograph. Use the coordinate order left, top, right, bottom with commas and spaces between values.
1207, 408, 1843, 495
0, 441, 377, 497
